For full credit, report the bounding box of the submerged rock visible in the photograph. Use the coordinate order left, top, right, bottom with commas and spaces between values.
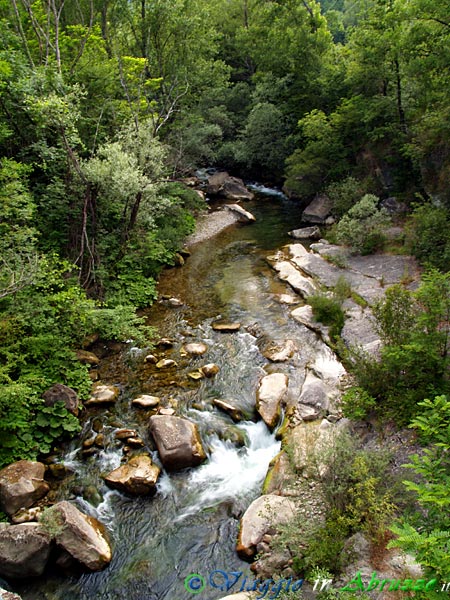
213, 399, 245, 422
104, 455, 160, 495
0, 522, 52, 578
188, 370, 205, 380
149, 415, 206, 471
256, 373, 288, 430
0, 460, 49, 516
236, 495, 296, 559
48, 501, 112, 571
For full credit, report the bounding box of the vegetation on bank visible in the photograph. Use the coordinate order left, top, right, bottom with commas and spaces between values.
0, 0, 449, 591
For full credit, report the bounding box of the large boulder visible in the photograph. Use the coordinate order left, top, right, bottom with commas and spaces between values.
0, 522, 52, 578
104, 455, 160, 495
206, 172, 254, 201
49, 501, 112, 571
0, 461, 49, 517
236, 495, 296, 559
149, 415, 206, 471
302, 194, 333, 224
298, 371, 332, 413
42, 384, 79, 416
256, 373, 288, 430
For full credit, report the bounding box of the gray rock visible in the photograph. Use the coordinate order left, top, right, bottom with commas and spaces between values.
132, 395, 160, 409
288, 226, 321, 240
302, 194, 333, 223
42, 384, 79, 416
297, 404, 321, 421
104, 455, 160, 495
182, 342, 208, 356
298, 371, 331, 412
271, 261, 318, 298
206, 172, 254, 201
236, 495, 296, 559
340, 303, 381, 355
261, 339, 296, 362
225, 204, 256, 223
256, 373, 288, 430
0, 522, 51, 578
213, 399, 245, 422
85, 384, 119, 406
0, 461, 49, 516
49, 501, 112, 571
149, 415, 206, 471
291, 304, 331, 344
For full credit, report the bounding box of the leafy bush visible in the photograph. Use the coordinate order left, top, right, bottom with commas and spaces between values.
405, 203, 450, 272
0, 385, 80, 468
277, 432, 395, 577
309, 293, 345, 340
389, 395, 450, 581
335, 194, 390, 254
346, 272, 450, 423
326, 177, 364, 219
341, 387, 377, 420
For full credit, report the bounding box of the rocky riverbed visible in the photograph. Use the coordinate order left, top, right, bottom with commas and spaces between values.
0, 187, 424, 600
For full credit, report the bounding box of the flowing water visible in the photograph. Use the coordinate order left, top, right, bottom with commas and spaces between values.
17, 191, 320, 600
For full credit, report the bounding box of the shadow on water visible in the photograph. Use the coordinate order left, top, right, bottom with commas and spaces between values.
16, 193, 310, 600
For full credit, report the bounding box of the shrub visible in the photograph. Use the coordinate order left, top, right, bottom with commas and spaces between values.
309, 288, 346, 340
405, 203, 450, 272
326, 176, 364, 219
335, 194, 390, 254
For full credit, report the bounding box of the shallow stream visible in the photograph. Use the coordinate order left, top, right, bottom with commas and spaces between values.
17, 190, 318, 600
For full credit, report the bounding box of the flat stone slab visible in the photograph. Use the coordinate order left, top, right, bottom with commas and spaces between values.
341, 302, 381, 355
291, 305, 331, 344
271, 260, 318, 298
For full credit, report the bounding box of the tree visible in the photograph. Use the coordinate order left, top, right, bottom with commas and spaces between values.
390, 395, 450, 581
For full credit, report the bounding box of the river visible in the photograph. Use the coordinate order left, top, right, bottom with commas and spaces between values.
17, 189, 316, 600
